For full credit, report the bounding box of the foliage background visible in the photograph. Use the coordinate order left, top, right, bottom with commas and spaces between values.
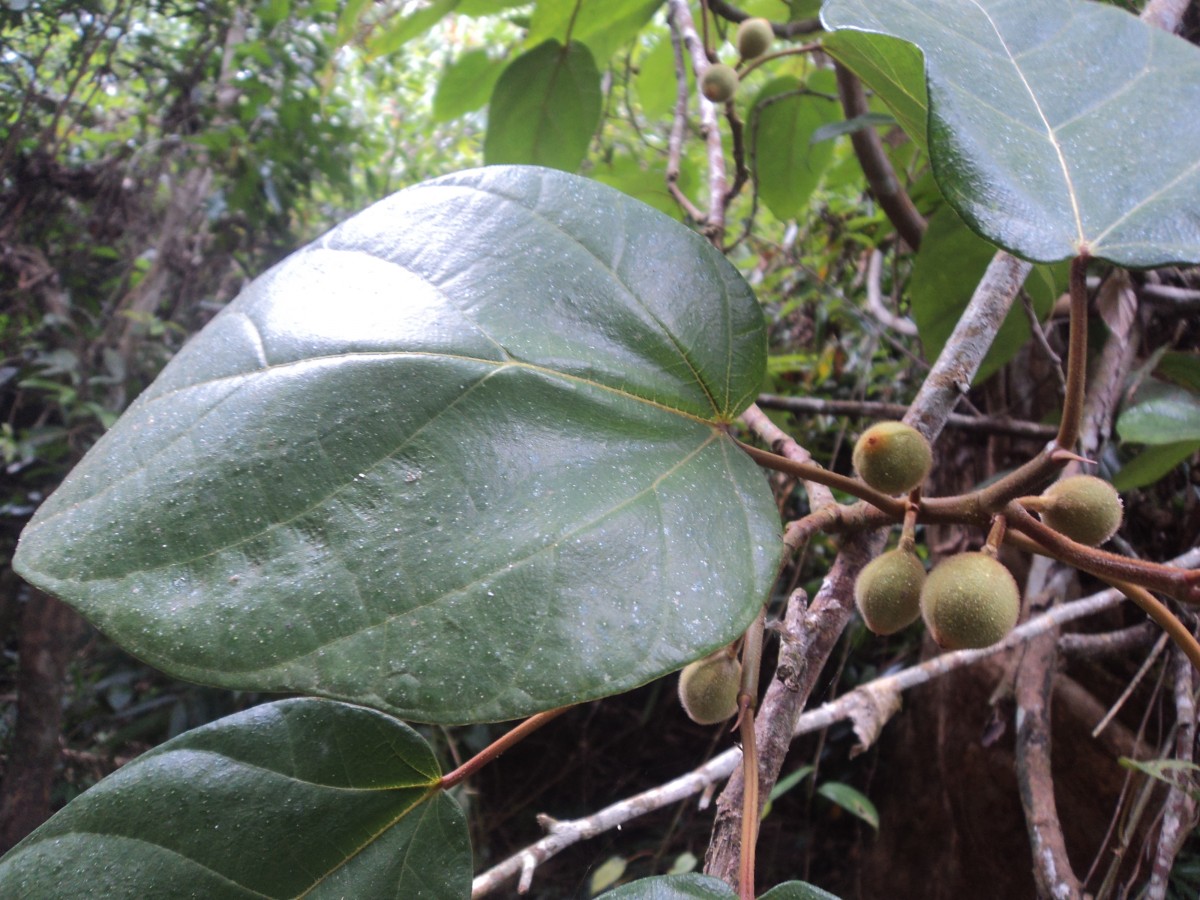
3, 0, 1200, 896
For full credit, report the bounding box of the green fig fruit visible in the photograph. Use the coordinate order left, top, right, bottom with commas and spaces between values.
920, 552, 1020, 650
700, 63, 739, 103
852, 421, 933, 495
736, 17, 774, 60
855, 548, 926, 635
1038, 474, 1123, 546
678, 649, 741, 725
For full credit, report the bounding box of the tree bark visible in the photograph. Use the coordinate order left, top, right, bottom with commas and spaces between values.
0, 589, 83, 853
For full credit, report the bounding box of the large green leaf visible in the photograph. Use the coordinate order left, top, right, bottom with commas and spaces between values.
484, 40, 602, 173
822, 0, 1200, 266
0, 699, 469, 898
750, 73, 841, 221
14, 166, 781, 724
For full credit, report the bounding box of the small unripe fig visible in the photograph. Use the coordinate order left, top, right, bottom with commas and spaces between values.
855, 548, 926, 635
701, 63, 739, 103
736, 17, 774, 60
852, 421, 933, 495
1038, 474, 1123, 546
920, 552, 1020, 650
678, 649, 741, 725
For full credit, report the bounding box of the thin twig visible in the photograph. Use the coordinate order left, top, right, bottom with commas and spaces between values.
1014, 557, 1083, 899
1146, 648, 1199, 900
864, 248, 918, 336
755, 394, 1058, 439
704, 0, 822, 37
665, 0, 728, 243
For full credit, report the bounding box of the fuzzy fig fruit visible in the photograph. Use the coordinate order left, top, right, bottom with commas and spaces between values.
1038, 474, 1123, 546
852, 421, 933, 495
855, 548, 926, 635
700, 63, 739, 103
736, 17, 774, 60
920, 552, 1020, 650
678, 649, 741, 725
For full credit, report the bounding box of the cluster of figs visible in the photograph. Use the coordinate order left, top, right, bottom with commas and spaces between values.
699, 17, 775, 105
679, 421, 1125, 725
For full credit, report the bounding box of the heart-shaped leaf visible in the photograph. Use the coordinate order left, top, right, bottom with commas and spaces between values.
822, 0, 1200, 266
0, 699, 470, 898
484, 40, 601, 173
14, 166, 781, 724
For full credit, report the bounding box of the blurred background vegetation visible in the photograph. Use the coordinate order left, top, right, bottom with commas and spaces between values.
3, 1, 1200, 897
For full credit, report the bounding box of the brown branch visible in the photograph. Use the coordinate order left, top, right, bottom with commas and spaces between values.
906, 252, 1033, 438
1059, 622, 1158, 659
1015, 558, 1084, 899
0, 590, 83, 852
833, 63, 926, 251
665, 0, 728, 243
1147, 648, 1198, 900
865, 248, 918, 335
755, 394, 1058, 440
704, 0, 822, 37
1140, 0, 1193, 33
665, 10, 708, 223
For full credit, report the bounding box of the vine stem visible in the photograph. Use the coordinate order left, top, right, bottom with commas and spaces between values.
439, 706, 571, 791
1057, 254, 1091, 452
736, 609, 765, 900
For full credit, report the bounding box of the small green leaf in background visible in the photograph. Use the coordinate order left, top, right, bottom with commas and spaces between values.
485, 40, 602, 172
1119, 757, 1200, 801
1118, 380, 1200, 445
823, 0, 1200, 266
761, 763, 814, 819
526, 0, 661, 67
751, 72, 840, 220
433, 48, 507, 123
0, 699, 470, 898
1112, 440, 1200, 492
14, 166, 781, 725
668, 852, 698, 875
592, 855, 629, 895
635, 34, 690, 120
1156, 351, 1200, 394
817, 781, 879, 830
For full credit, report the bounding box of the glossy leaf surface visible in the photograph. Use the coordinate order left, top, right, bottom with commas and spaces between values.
823, 0, 1200, 265
484, 40, 602, 173
0, 699, 469, 898
14, 166, 781, 724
